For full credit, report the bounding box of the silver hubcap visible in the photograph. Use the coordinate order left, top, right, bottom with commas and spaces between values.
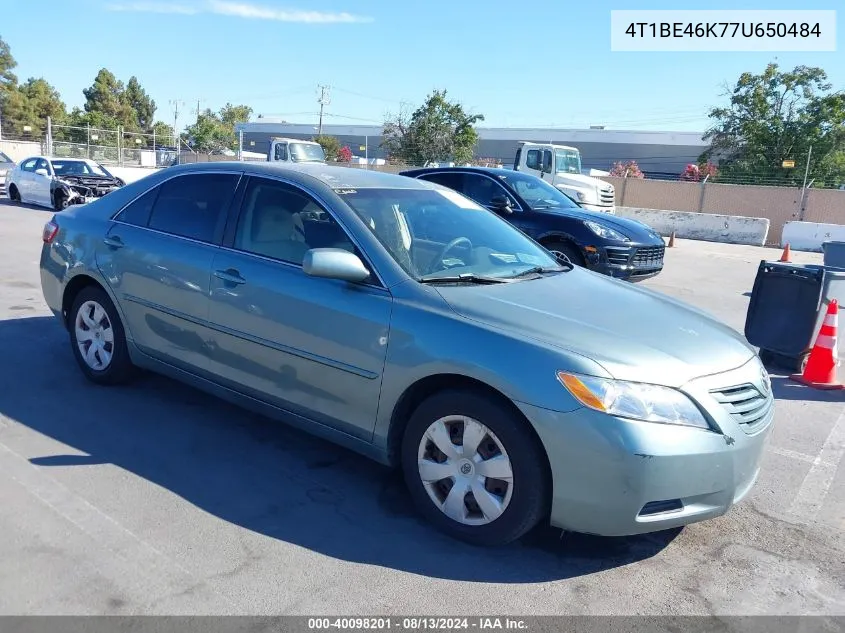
417, 415, 514, 526
74, 300, 114, 371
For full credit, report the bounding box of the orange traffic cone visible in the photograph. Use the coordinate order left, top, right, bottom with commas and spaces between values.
790, 300, 845, 390
668, 232, 676, 248
779, 243, 792, 262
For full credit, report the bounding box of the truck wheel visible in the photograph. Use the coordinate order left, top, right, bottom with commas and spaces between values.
545, 241, 585, 267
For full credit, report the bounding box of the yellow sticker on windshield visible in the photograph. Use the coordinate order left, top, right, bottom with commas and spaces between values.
436, 188, 483, 210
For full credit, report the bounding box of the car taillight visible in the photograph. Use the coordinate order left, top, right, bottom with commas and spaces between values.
42, 221, 59, 244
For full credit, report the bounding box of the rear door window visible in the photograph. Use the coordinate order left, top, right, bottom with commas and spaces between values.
147, 173, 240, 243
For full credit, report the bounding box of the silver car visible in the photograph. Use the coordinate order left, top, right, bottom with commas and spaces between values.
39, 162, 773, 546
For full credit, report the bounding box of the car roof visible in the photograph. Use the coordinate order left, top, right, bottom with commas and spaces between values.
169, 161, 438, 190
401, 166, 516, 178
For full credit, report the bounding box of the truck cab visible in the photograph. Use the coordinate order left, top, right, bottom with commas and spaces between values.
267, 137, 327, 164
513, 142, 615, 213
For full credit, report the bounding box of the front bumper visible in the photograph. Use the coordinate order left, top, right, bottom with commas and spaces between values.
580, 203, 615, 214
586, 242, 665, 281
516, 358, 774, 536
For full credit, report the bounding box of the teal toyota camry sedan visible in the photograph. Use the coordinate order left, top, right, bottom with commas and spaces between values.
39, 162, 774, 546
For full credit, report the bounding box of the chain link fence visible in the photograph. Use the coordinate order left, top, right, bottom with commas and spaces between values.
48, 121, 180, 168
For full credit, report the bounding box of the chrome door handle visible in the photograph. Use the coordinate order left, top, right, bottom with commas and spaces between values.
214, 269, 246, 285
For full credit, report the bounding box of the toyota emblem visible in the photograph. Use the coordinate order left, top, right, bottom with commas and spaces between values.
760, 368, 770, 395
460, 463, 472, 475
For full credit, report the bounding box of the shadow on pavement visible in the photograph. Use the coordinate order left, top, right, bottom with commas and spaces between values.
0, 315, 678, 583
770, 375, 845, 403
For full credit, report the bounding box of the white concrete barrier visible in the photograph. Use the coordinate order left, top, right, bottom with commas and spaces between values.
616, 207, 770, 246
108, 166, 162, 184
781, 221, 845, 252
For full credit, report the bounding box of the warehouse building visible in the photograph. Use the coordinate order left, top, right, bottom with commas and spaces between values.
235, 120, 710, 176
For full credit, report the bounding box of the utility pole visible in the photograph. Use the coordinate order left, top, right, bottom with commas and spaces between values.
169, 99, 184, 164
195, 98, 206, 124
316, 84, 331, 135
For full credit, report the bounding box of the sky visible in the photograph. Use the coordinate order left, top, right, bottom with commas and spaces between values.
2, 0, 842, 134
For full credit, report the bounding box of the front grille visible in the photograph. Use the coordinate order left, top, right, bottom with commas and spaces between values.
632, 245, 665, 268
599, 186, 615, 206
605, 246, 632, 265
710, 384, 772, 433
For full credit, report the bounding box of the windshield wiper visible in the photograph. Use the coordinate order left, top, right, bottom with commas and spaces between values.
417, 272, 511, 285
507, 264, 571, 279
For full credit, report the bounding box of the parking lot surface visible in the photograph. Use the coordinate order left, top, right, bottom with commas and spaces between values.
0, 198, 843, 616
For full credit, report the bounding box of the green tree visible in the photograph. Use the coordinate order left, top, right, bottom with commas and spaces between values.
0, 35, 17, 92
83, 68, 132, 123
313, 134, 340, 161
382, 90, 484, 165
122, 76, 156, 132
152, 121, 176, 146
184, 104, 252, 154
702, 63, 845, 186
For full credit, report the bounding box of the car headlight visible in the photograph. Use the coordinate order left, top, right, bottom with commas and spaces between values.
575, 191, 587, 201
584, 220, 629, 242
557, 372, 711, 429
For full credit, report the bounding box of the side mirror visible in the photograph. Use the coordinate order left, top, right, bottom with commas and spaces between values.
35, 168, 49, 176
303, 248, 370, 283
489, 195, 514, 214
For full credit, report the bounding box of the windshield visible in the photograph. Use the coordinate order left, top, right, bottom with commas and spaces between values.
497, 171, 580, 211
555, 149, 581, 174
338, 187, 559, 281
52, 160, 110, 177
290, 143, 326, 163
0, 151, 13, 164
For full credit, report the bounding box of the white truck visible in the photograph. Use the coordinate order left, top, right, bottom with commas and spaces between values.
267, 137, 326, 164
512, 142, 616, 213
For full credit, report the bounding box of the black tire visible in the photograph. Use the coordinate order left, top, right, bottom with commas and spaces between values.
795, 352, 810, 374
545, 240, 585, 267
53, 190, 69, 211
401, 389, 549, 546
8, 184, 21, 203
68, 285, 135, 385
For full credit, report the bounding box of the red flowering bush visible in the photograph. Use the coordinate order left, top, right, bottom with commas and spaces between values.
609, 160, 644, 178
337, 146, 353, 162
680, 162, 718, 182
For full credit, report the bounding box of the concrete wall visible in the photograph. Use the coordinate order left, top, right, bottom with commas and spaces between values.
781, 222, 845, 252
0, 140, 44, 162
600, 176, 844, 245
616, 207, 770, 246
108, 166, 162, 184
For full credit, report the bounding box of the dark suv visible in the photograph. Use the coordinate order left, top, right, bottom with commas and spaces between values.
401, 167, 666, 281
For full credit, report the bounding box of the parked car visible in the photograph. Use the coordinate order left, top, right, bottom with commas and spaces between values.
39, 162, 773, 546
401, 166, 666, 281
0, 151, 15, 196
6, 156, 125, 211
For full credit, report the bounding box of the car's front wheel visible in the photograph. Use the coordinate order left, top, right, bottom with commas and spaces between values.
401, 390, 549, 546
545, 240, 585, 267
8, 184, 21, 203
53, 190, 69, 211
69, 286, 135, 385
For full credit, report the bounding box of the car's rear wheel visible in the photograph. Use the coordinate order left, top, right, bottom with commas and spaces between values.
545, 240, 585, 267
401, 390, 548, 546
69, 286, 135, 385
8, 184, 21, 203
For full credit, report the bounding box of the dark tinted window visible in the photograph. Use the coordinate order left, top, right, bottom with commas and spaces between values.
116, 187, 160, 227
462, 173, 514, 207
234, 177, 356, 265
147, 173, 239, 243
35, 159, 50, 173
20, 158, 37, 172
419, 172, 464, 190
274, 144, 287, 161
525, 150, 541, 170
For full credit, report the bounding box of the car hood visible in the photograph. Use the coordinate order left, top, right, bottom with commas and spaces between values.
553, 172, 611, 191
435, 269, 755, 388
536, 206, 663, 242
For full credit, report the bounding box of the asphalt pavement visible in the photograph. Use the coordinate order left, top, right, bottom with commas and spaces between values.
0, 198, 843, 616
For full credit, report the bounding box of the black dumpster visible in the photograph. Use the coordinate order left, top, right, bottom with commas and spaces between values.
744, 261, 845, 372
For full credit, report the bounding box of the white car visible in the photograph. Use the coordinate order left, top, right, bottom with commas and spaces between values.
5, 156, 125, 210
